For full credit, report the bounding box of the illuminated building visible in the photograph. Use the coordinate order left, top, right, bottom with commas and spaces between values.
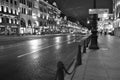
19, 0, 61, 35
19, 0, 35, 35
113, 0, 120, 36
0, 0, 19, 35
38, 0, 61, 34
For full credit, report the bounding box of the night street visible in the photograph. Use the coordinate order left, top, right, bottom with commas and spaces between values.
0, 0, 117, 80
0, 34, 82, 80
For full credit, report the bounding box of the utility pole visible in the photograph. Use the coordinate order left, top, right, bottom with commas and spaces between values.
89, 0, 99, 49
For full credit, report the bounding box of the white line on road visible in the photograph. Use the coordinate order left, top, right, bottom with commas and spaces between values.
17, 39, 75, 58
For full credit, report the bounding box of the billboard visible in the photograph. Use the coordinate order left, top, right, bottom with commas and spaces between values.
89, 9, 109, 14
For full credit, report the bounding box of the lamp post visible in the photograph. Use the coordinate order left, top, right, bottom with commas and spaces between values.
89, 0, 99, 49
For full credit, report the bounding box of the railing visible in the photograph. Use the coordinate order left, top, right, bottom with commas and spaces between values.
54, 34, 91, 80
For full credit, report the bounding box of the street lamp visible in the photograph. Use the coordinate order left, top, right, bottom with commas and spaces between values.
89, 0, 99, 49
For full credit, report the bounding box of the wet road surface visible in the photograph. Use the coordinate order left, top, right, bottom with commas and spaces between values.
0, 34, 83, 80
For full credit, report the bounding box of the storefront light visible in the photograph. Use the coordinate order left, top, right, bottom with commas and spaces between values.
32, 13, 37, 19
103, 13, 108, 18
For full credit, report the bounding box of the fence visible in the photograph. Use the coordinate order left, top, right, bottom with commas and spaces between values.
54, 34, 91, 80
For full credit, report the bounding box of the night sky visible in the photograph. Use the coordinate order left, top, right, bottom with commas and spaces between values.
47, 0, 113, 21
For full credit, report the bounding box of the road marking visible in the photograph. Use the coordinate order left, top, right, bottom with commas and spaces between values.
17, 39, 75, 58
17, 44, 55, 58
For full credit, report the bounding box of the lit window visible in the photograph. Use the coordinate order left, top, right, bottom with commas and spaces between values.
43, 15, 44, 19
9, 8, 11, 13
0, 17, 2, 23
17, 11, 19, 15
13, 9, 15, 14
9, 19, 11, 23
26, 9, 28, 14
17, 21, 19, 24
13, 19, 15, 24
4, 6, 6, 12
0, 6, 1, 11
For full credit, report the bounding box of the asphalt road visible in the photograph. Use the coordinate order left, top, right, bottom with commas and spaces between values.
0, 34, 83, 80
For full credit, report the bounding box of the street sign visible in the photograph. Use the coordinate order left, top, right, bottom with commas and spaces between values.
89, 9, 109, 14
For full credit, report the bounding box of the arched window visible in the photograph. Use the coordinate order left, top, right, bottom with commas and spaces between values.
11, 19, 13, 23
28, 20, 31, 26
6, 18, 9, 23
20, 18, 26, 27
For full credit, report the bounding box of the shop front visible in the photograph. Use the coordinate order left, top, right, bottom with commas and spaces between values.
0, 25, 6, 35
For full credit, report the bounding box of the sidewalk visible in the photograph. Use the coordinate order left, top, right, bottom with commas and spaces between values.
65, 35, 120, 80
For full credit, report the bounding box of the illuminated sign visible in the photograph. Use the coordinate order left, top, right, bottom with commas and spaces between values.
89, 9, 109, 14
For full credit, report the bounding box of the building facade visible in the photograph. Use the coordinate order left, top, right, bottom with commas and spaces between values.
0, 0, 79, 35
113, 0, 120, 36
0, 0, 19, 35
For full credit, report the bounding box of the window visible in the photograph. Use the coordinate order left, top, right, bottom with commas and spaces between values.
15, 19, 17, 24
9, 8, 11, 13
23, 0, 26, 4
13, 19, 15, 24
22, 8, 24, 13
6, 7, 9, 13
15, 10, 16, 15
11, 19, 13, 23
17, 11, 19, 15
0, 6, 1, 11
24, 8, 26, 14
0, 17, 2, 23
11, 9, 13, 14
20, 0, 22, 3
4, 6, 6, 12
6, 18, 9, 23
14, 1, 17, 5
2, 18, 4, 23
10, 0, 13, 4
6, 0, 9, 2
9, 19, 11, 23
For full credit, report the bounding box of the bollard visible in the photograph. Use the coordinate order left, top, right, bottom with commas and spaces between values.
83, 41, 86, 53
76, 45, 82, 66
55, 61, 65, 80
